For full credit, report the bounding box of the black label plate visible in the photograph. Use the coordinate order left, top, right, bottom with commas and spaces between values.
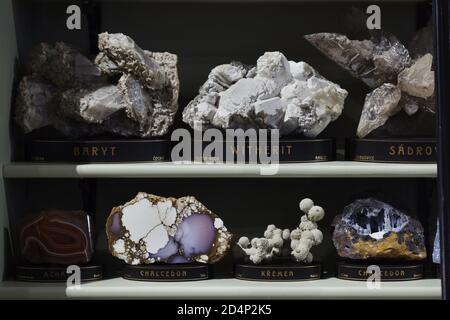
347, 138, 436, 163
337, 263, 424, 281
191, 139, 335, 163
15, 264, 103, 282
26, 139, 172, 163
235, 263, 321, 281
123, 264, 209, 282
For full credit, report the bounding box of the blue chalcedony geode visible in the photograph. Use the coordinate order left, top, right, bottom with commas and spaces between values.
332, 198, 427, 261
106, 193, 232, 265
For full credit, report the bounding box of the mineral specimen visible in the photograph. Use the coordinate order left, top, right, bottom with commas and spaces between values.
398, 54, 434, 99
433, 220, 440, 264
18, 209, 95, 265
237, 198, 325, 264
237, 225, 291, 264
332, 198, 426, 261
305, 28, 436, 138
183, 52, 348, 138
106, 193, 232, 265
28, 42, 106, 89
357, 84, 402, 138
290, 198, 325, 263
98, 32, 167, 90
15, 33, 179, 138
15, 76, 58, 133
304, 32, 411, 88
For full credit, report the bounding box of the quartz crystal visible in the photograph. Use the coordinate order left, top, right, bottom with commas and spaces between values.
183, 52, 348, 138
106, 193, 232, 265
305, 29, 435, 138
332, 198, 426, 261
18, 209, 95, 265
15, 33, 179, 138
398, 54, 434, 99
304, 33, 411, 88
357, 84, 402, 138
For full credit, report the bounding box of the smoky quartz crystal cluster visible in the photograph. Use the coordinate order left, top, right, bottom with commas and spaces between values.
306, 24, 434, 138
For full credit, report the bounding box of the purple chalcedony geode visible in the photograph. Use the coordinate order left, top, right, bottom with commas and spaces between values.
106, 193, 232, 265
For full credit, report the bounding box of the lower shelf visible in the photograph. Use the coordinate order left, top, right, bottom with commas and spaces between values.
0, 278, 441, 299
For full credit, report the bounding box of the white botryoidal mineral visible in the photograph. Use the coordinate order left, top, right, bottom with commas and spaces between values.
290, 198, 325, 263
237, 198, 325, 264
237, 225, 290, 264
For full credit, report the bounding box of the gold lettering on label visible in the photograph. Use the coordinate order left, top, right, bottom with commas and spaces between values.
389, 146, 396, 156
286, 145, 293, 155
73, 147, 80, 156
416, 146, 423, 156
43, 271, 66, 279
82, 146, 90, 156
92, 147, 98, 157
260, 269, 293, 278
407, 146, 414, 156
140, 269, 187, 278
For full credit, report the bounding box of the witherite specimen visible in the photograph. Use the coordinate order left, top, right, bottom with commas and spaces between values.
305, 29, 435, 138
183, 52, 348, 138
18, 209, 95, 265
237, 198, 325, 264
332, 198, 426, 261
15, 33, 179, 138
106, 193, 232, 265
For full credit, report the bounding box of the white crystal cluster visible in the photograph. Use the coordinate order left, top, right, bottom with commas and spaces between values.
237, 198, 325, 264
183, 52, 348, 138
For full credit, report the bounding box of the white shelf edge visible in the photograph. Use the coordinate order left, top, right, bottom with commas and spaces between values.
1, 278, 440, 299
2, 162, 437, 178
66, 278, 441, 300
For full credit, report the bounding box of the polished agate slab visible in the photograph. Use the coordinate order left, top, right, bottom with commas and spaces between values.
18, 209, 95, 265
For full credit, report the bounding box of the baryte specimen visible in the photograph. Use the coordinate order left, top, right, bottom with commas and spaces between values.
79, 85, 124, 124
18, 209, 95, 265
183, 52, 347, 138
304, 33, 411, 88
98, 32, 167, 90
15, 76, 58, 133
29, 42, 106, 89
357, 83, 402, 138
15, 34, 179, 138
236, 198, 325, 264
332, 198, 427, 261
398, 54, 435, 99
106, 193, 232, 265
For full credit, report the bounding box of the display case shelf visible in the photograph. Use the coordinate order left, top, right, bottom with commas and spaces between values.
2, 162, 437, 179
0, 278, 441, 300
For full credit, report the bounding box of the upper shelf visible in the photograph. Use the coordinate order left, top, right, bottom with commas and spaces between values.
2, 161, 437, 178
